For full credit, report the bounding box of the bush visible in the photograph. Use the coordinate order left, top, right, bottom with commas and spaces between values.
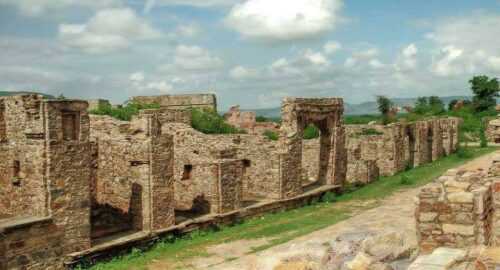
320, 191, 337, 203
399, 175, 413, 185
263, 130, 279, 141
256, 116, 268, 122
358, 128, 383, 136
303, 124, 320, 140
456, 146, 473, 159
89, 101, 160, 121
191, 108, 246, 134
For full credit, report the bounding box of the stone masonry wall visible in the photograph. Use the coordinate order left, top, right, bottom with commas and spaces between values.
416, 169, 493, 253
132, 94, 217, 111
89, 112, 175, 233
0, 217, 64, 270
487, 119, 500, 143
162, 122, 281, 210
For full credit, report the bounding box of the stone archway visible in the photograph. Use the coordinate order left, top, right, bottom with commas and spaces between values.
278, 98, 346, 199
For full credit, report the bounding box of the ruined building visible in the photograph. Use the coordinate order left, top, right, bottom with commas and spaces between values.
132, 94, 217, 111
487, 118, 500, 143
0, 94, 348, 269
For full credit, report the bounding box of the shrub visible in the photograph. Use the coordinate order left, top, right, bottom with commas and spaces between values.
399, 175, 413, 185
89, 101, 160, 121
191, 108, 245, 134
256, 116, 268, 122
358, 128, 383, 136
263, 130, 279, 141
320, 191, 337, 203
456, 146, 473, 159
303, 124, 320, 140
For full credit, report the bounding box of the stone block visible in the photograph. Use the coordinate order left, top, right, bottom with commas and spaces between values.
442, 224, 474, 236
447, 192, 474, 204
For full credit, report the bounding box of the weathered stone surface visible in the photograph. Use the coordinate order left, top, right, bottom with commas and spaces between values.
447, 192, 474, 204
408, 248, 467, 270
361, 231, 414, 262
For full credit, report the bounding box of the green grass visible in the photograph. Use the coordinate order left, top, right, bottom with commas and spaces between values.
87, 146, 497, 270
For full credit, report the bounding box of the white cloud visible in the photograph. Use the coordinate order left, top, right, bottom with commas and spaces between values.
145, 81, 173, 93
144, 0, 235, 13
58, 8, 161, 54
0, 0, 122, 17
323, 41, 342, 55
344, 47, 379, 68
427, 13, 500, 77
229, 66, 259, 80
172, 45, 224, 71
270, 49, 330, 76
130, 72, 145, 83
395, 43, 418, 71
225, 0, 343, 41
175, 24, 201, 38
430, 45, 465, 77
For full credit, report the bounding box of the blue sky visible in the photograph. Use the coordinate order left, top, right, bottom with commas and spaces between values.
0, 0, 499, 110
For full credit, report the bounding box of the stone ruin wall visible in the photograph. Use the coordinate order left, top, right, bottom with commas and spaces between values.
162, 122, 279, 213
132, 94, 217, 111
279, 98, 346, 198
0, 95, 94, 269
415, 168, 498, 254
224, 105, 280, 135
89, 112, 175, 236
487, 118, 500, 143
300, 118, 461, 186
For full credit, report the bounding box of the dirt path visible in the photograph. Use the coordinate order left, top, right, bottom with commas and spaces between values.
150, 151, 499, 270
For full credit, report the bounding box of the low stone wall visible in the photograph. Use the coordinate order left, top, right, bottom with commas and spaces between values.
132, 94, 217, 111
64, 184, 342, 269
0, 217, 64, 269
487, 118, 500, 143
416, 169, 494, 253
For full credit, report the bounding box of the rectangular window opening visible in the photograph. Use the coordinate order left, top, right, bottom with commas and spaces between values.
182, 164, 193, 180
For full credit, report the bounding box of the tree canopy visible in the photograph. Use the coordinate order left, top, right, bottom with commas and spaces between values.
470, 75, 499, 112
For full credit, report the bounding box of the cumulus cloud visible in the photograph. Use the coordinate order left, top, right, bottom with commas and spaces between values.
229, 66, 259, 80
171, 45, 224, 71
270, 49, 330, 76
58, 8, 161, 54
144, 0, 235, 13
395, 44, 418, 71
175, 24, 202, 38
225, 0, 343, 41
427, 12, 500, 77
323, 40, 342, 54
0, 0, 122, 17
344, 48, 381, 68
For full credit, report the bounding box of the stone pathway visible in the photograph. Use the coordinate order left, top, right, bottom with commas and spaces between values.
150, 150, 500, 270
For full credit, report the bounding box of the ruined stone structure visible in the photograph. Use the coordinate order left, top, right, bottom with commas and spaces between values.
0, 95, 92, 269
0, 93, 463, 269
341, 118, 459, 185
132, 94, 217, 111
279, 98, 346, 197
415, 157, 500, 254
87, 99, 111, 111
486, 118, 500, 143
223, 105, 280, 135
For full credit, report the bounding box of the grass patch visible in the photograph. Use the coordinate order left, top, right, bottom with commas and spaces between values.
88, 146, 497, 270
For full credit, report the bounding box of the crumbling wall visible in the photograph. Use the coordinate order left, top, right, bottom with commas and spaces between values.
416, 169, 493, 253
302, 139, 321, 183
0, 217, 64, 269
0, 95, 48, 218
90, 112, 175, 234
132, 94, 217, 111
224, 105, 256, 129
163, 122, 280, 209
87, 99, 111, 111
487, 119, 500, 143
345, 124, 405, 179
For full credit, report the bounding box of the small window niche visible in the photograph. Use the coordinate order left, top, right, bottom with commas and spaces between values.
12, 160, 21, 187
182, 164, 193, 180
242, 159, 251, 168
61, 111, 80, 141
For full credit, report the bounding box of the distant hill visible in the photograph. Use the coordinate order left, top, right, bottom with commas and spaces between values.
247, 96, 472, 117
0, 91, 55, 99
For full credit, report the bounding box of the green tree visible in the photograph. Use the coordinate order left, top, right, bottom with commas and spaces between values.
448, 99, 458, 111
470, 75, 500, 112
376, 95, 394, 124
429, 96, 445, 114
413, 97, 429, 114
57, 94, 66, 100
